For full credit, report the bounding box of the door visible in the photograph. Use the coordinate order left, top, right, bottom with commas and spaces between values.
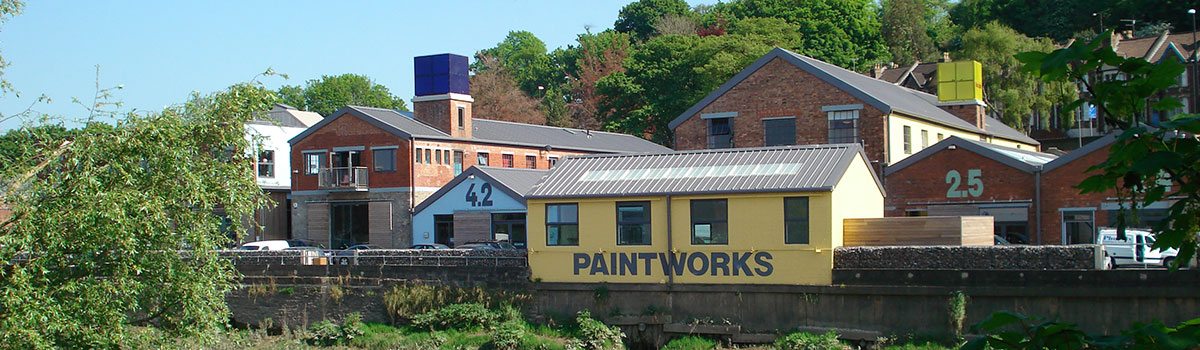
434, 214, 454, 246
491, 213, 527, 248
330, 202, 369, 249
1062, 210, 1096, 245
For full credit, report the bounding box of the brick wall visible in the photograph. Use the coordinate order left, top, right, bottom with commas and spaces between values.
413, 98, 472, 139
291, 112, 412, 191
412, 140, 589, 188
673, 58, 889, 163
885, 147, 1036, 217
1039, 147, 1112, 244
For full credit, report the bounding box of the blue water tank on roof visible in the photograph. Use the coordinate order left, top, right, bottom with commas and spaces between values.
414, 54, 469, 96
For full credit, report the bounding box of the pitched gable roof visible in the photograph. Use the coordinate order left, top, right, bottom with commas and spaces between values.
1042, 133, 1117, 173
885, 136, 1057, 175
413, 166, 549, 214
288, 106, 671, 153
667, 47, 1038, 145
527, 144, 884, 199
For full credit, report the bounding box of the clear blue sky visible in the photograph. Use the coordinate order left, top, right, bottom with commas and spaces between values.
0, 1, 708, 131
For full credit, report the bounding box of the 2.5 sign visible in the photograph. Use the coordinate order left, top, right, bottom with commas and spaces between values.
465, 182, 494, 207
945, 169, 983, 198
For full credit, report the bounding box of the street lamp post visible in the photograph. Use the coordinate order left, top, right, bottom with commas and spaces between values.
1191, 9, 1197, 113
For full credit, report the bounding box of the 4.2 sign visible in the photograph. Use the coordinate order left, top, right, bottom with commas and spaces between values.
945, 169, 983, 198
465, 182, 494, 207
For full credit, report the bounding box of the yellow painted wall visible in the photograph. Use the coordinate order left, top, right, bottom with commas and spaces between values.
527, 156, 885, 285
887, 114, 1037, 163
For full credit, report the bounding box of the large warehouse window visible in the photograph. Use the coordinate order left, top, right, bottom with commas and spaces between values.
691, 199, 728, 245
617, 201, 651, 245
784, 197, 809, 244
546, 203, 579, 246
707, 117, 733, 148
827, 110, 859, 144
763, 117, 796, 146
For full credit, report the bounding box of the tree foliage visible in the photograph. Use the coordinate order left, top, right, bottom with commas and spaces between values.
277, 73, 408, 117
469, 54, 545, 125
0, 81, 276, 348
614, 0, 694, 42
1018, 31, 1198, 267
880, 0, 936, 65
710, 0, 890, 72
964, 310, 1200, 349
957, 22, 1077, 130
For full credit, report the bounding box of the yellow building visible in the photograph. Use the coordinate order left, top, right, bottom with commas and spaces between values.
525, 144, 885, 285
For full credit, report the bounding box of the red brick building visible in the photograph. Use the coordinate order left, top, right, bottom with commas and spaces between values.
886, 134, 1177, 245
287, 54, 669, 249
667, 48, 1039, 170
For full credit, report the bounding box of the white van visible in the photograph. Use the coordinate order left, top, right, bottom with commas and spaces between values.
1098, 228, 1178, 268
238, 240, 293, 251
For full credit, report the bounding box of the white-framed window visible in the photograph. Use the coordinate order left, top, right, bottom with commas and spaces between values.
920, 129, 929, 149
903, 126, 912, 154
257, 150, 274, 178
304, 152, 324, 175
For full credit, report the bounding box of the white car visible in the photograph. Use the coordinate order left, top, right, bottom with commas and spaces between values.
238, 240, 295, 251
1098, 229, 1178, 268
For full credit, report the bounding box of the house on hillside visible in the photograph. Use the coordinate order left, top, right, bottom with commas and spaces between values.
245, 103, 323, 242
287, 54, 669, 249
667, 47, 1039, 171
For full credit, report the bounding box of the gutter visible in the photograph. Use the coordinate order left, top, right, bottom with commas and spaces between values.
665, 194, 674, 288
1035, 166, 1043, 245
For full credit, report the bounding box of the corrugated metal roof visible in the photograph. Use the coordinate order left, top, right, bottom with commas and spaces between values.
528, 144, 880, 199
667, 48, 1040, 146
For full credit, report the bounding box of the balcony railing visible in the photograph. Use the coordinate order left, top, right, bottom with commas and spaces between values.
318, 166, 369, 190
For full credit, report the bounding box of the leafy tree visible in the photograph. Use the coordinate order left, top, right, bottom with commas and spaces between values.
711, 0, 890, 71
277, 73, 408, 117
880, 0, 937, 65
474, 31, 561, 98
956, 22, 1077, 130
597, 33, 775, 145
1018, 31, 1199, 268
614, 0, 695, 42
0, 81, 275, 348
469, 54, 545, 125
566, 31, 632, 130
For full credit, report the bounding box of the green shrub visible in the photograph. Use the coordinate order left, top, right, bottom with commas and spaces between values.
383, 284, 531, 324
566, 310, 625, 350
303, 312, 365, 346
662, 336, 718, 350
774, 330, 851, 350
412, 303, 500, 331
489, 320, 527, 350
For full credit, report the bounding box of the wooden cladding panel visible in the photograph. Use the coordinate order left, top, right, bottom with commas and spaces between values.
368, 201, 392, 247
453, 211, 492, 245
843, 216, 994, 246
306, 203, 330, 247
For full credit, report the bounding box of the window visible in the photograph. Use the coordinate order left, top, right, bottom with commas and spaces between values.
526, 155, 537, 169
257, 150, 274, 178
763, 117, 796, 146
414, 148, 422, 163
827, 110, 859, 143
784, 197, 809, 244
453, 150, 464, 175
435, 150, 442, 164
707, 118, 733, 148
478, 152, 489, 166
502, 154, 514, 168
690, 199, 727, 245
304, 152, 324, 175
373, 148, 396, 172
937, 133, 944, 141
457, 106, 466, 129
920, 129, 929, 149
1178, 70, 1189, 87
617, 202, 651, 245
443, 150, 450, 165
548, 156, 559, 168
903, 126, 912, 154
424, 148, 432, 164
546, 203, 579, 246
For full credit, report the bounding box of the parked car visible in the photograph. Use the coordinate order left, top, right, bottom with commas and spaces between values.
457, 241, 519, 250
994, 235, 1012, 245
1099, 228, 1178, 268
409, 243, 450, 250
331, 244, 382, 265
239, 240, 293, 250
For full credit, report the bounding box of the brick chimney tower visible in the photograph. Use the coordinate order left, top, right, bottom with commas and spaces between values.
413, 54, 473, 138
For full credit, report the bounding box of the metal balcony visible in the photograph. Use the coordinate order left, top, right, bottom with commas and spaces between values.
318, 166, 369, 191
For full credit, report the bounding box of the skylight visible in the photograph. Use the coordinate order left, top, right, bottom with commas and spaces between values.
579, 163, 805, 182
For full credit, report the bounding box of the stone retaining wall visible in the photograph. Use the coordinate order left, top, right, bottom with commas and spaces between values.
834, 245, 1097, 270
